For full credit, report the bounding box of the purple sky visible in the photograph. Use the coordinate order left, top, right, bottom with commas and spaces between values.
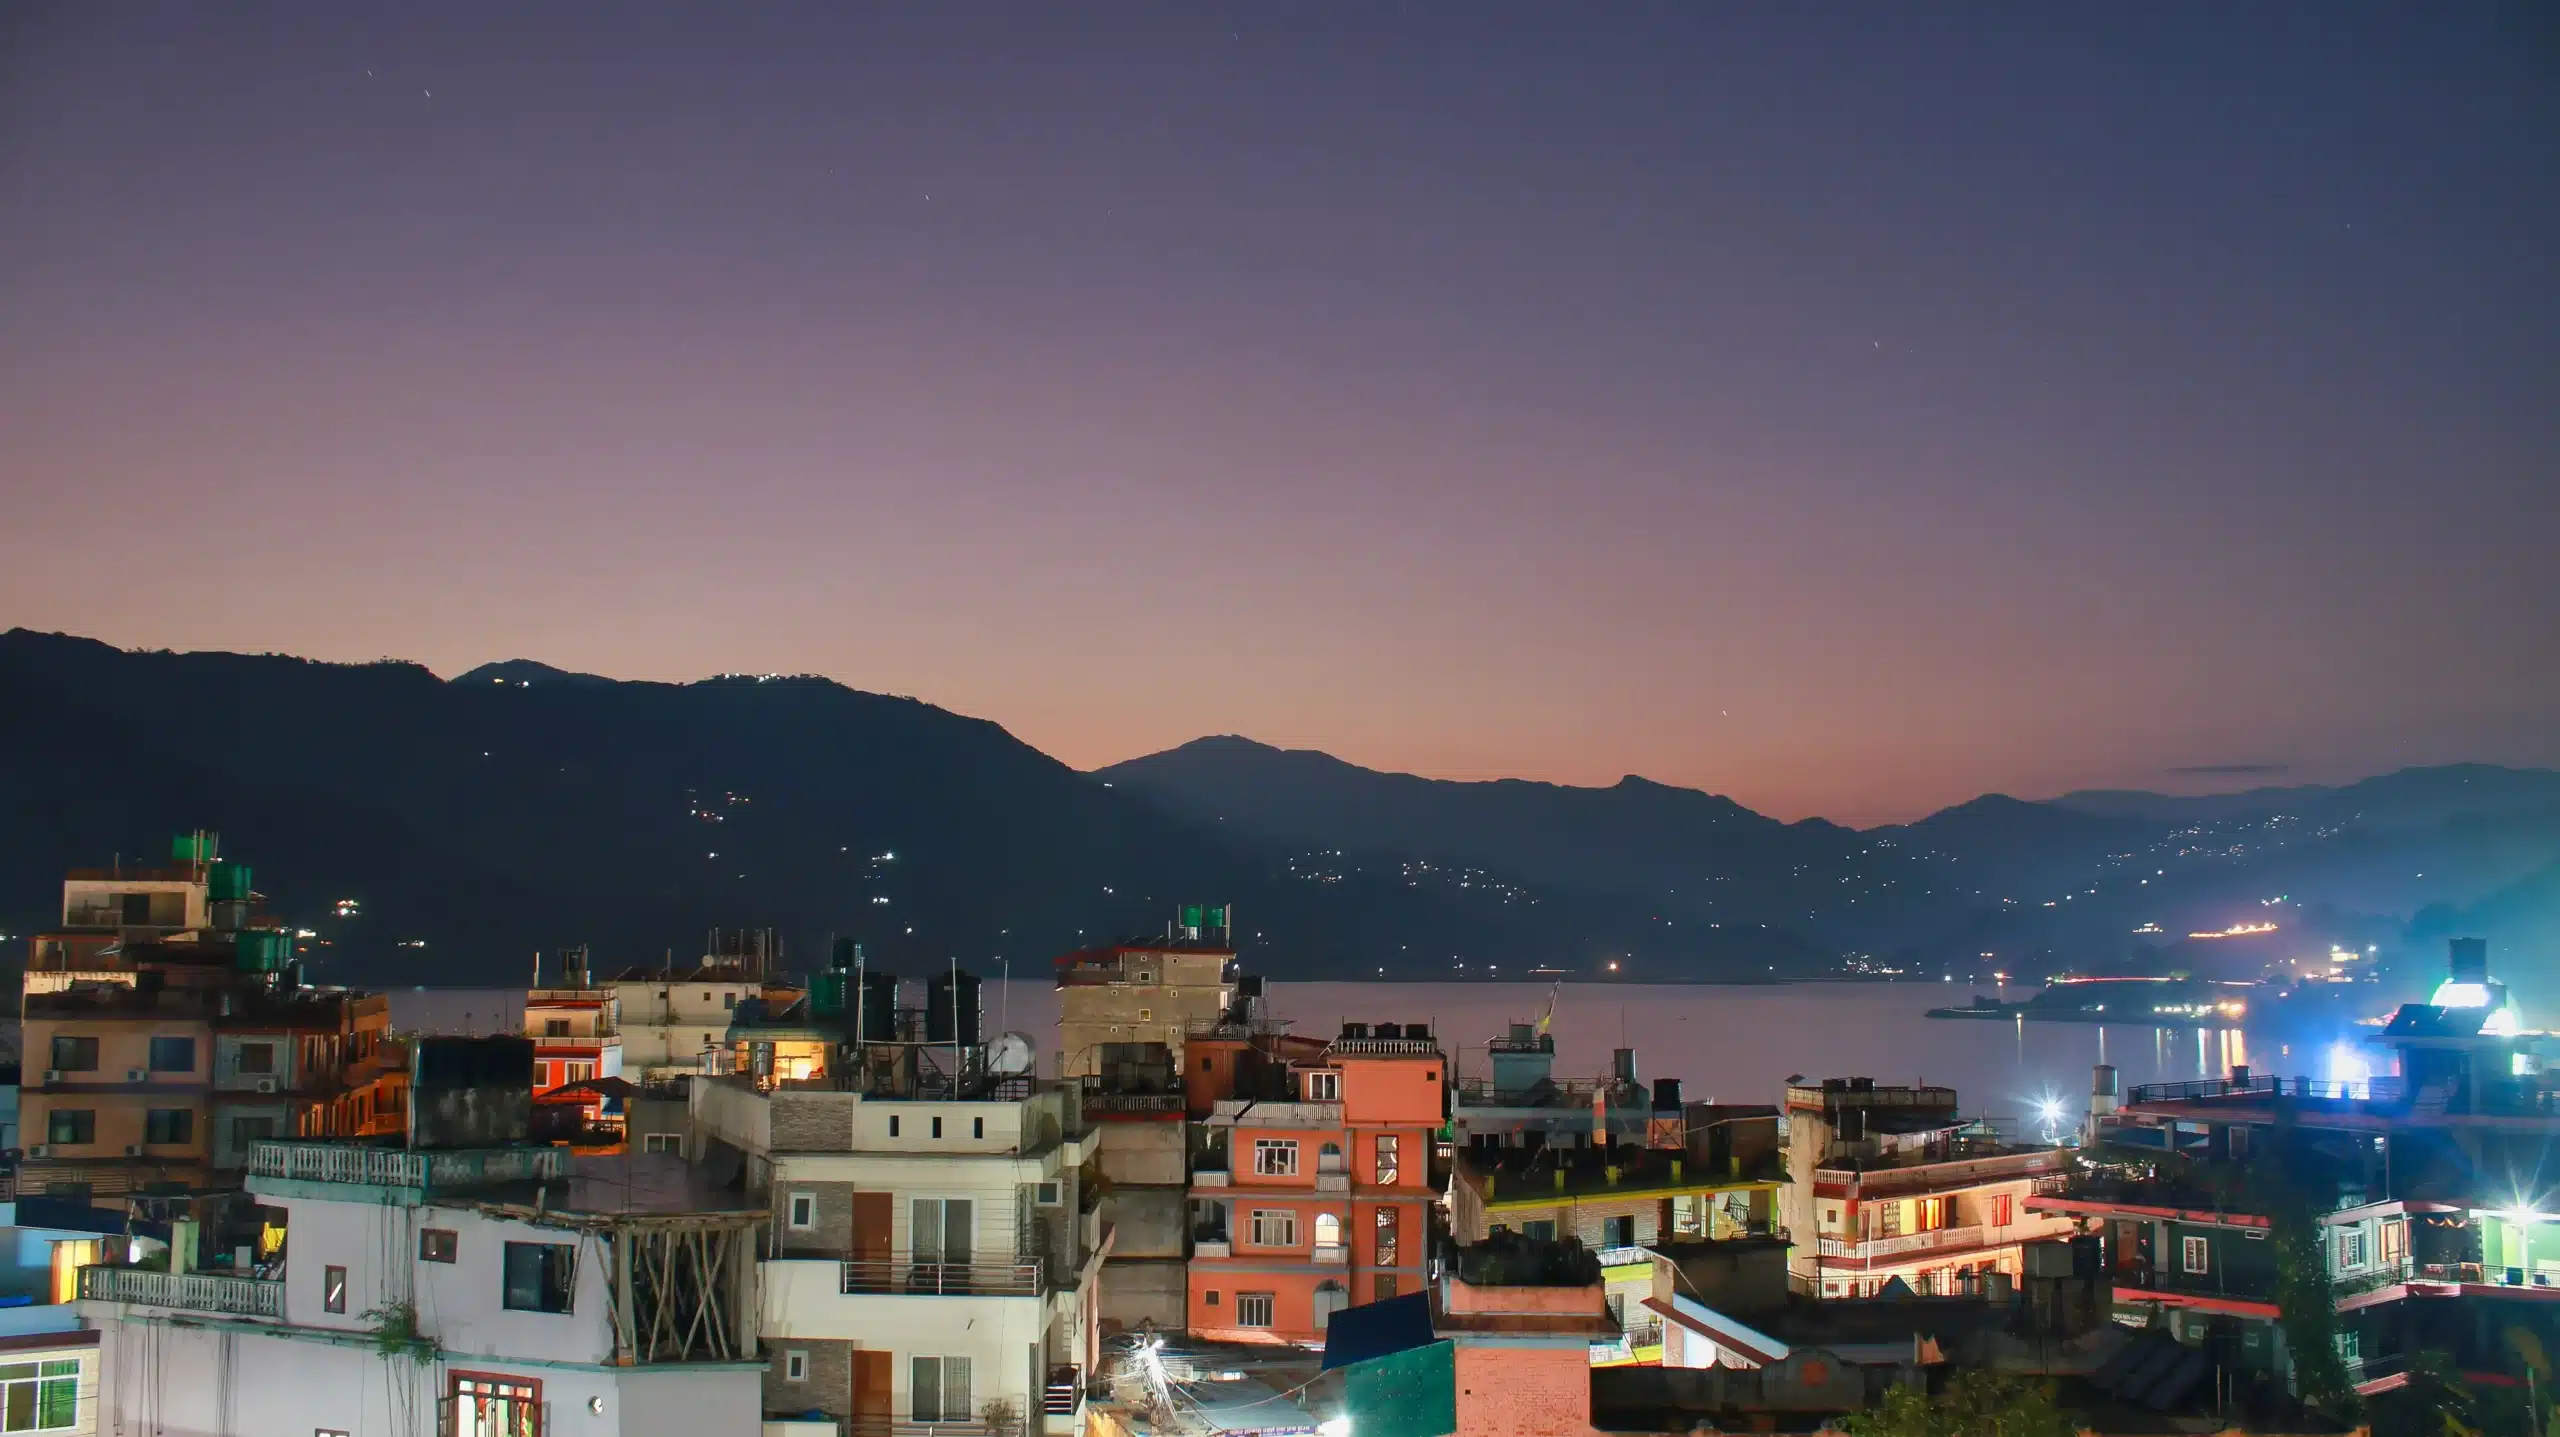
4, 5, 2554, 823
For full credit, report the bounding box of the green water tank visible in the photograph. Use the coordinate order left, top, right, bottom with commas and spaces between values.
236, 929, 291, 972
812, 971, 849, 1017
208, 862, 253, 902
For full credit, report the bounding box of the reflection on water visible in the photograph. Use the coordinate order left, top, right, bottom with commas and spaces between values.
391, 980, 2340, 1129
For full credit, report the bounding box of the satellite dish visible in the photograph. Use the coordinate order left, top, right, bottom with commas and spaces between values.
988, 1032, 1037, 1076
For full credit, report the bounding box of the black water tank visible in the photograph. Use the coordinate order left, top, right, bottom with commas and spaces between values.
1238, 974, 1265, 999
858, 971, 899, 1043
1375, 1022, 1402, 1040
1653, 1078, 1683, 1113
927, 969, 982, 1045
830, 936, 861, 971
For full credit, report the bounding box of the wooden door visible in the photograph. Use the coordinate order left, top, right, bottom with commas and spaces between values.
852, 1349, 893, 1435
853, 1192, 892, 1263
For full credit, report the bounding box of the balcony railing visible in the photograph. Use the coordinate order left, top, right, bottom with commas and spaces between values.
1043, 1366, 1082, 1416
531, 1033, 618, 1050
1313, 1243, 1348, 1265
80, 1265, 284, 1317
1193, 1169, 1231, 1188
1193, 1239, 1231, 1259
2125, 1075, 2404, 1106
2332, 1261, 2412, 1299
1816, 1224, 1985, 1262
840, 1257, 1044, 1296
1597, 1245, 1653, 1270
1083, 1092, 1186, 1115
1315, 1172, 1349, 1194
248, 1140, 567, 1190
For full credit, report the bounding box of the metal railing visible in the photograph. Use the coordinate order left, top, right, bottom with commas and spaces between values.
2125, 1075, 2406, 1105
1816, 1224, 1985, 1261
840, 1257, 1044, 1296
2332, 1260, 2412, 1299
248, 1140, 567, 1189
1044, 1366, 1082, 1415
1597, 1245, 1653, 1269
1083, 1092, 1186, 1115
79, 1265, 285, 1317
1623, 1320, 1665, 1349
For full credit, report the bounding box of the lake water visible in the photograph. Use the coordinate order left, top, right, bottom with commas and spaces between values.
393, 980, 2347, 1126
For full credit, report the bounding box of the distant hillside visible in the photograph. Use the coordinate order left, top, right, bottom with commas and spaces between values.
0, 632, 1815, 983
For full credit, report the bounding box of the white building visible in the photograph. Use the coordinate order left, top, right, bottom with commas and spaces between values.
690, 1071, 1106, 1435
611, 964, 768, 1079
77, 1140, 763, 1437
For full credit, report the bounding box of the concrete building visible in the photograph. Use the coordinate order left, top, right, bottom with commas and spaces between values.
612, 963, 785, 1079
1435, 1241, 1620, 1437
76, 1139, 763, 1437
1781, 1077, 2073, 1299
1053, 907, 1237, 1081
20, 835, 225, 995
689, 968, 1106, 1436
1187, 1020, 1447, 1347
0, 1317, 99, 1437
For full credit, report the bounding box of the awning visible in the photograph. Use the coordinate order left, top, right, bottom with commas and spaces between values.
1641, 1295, 1790, 1367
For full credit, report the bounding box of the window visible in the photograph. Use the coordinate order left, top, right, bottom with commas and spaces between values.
642, 1133, 685, 1156
1989, 1194, 2014, 1228
324, 1265, 348, 1314
1137, 1009, 1152, 1022
1374, 1134, 1400, 1185
1201, 1057, 1214, 1072
421, 1229, 458, 1264
1253, 1139, 1299, 1177
45, 1111, 93, 1147
2181, 1236, 2210, 1275
233, 1042, 275, 1075
2229, 1126, 2253, 1159
450, 1375, 539, 1437
1036, 1181, 1062, 1206
1236, 1292, 1275, 1328
2337, 1229, 2368, 1270
1524, 1219, 1556, 1241
144, 1109, 193, 1145
1376, 1206, 1400, 1266
910, 1356, 971, 1424
1375, 1274, 1399, 1301
783, 1351, 807, 1383
319, 1430, 350, 1437
889, 1116, 901, 1138
1250, 1208, 1300, 1247
1603, 1215, 1635, 1249
47, 1036, 97, 1074
544, 1019, 569, 1037
0, 1359, 79, 1432
723, 992, 737, 1009
931, 1117, 944, 1139
502, 1241, 576, 1313
912, 1198, 974, 1266
1204, 1290, 1221, 1307
973, 1117, 984, 1140
1314, 1212, 1343, 1254
787, 1193, 817, 1230
1305, 1070, 1341, 1101
2379, 1219, 2408, 1265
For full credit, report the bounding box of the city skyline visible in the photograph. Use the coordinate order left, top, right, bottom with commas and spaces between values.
5, 5, 2554, 823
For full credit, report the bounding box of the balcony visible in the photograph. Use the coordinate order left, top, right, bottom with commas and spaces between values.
248, 1140, 567, 1191
1043, 1364, 1084, 1434
1313, 1243, 1348, 1265
1597, 1246, 1654, 1271
1193, 1168, 1231, 1188
531, 1033, 618, 1050
1193, 1239, 1232, 1259
1816, 1225, 1985, 1262
80, 1265, 284, 1318
1315, 1172, 1350, 1194
840, 1257, 1045, 1297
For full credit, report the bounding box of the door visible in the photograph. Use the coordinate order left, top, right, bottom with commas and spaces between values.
853, 1349, 893, 1436
853, 1192, 892, 1265
912, 1197, 973, 1290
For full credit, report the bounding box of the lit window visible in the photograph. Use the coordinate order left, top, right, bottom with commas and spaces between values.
2182, 1236, 2209, 1275
420, 1229, 458, 1264
0, 1358, 80, 1431
323, 1265, 348, 1314
1253, 1139, 1299, 1177
1374, 1134, 1400, 1185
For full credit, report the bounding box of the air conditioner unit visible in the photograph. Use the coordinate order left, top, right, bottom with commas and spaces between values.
126, 1069, 149, 1083
42, 1070, 61, 1084
254, 1078, 280, 1094
26, 1145, 47, 1159
123, 1145, 145, 1157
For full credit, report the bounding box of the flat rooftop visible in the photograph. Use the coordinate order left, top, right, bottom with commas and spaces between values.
462, 1152, 761, 1220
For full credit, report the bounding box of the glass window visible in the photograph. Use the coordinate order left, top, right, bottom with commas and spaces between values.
450, 1375, 539, 1437
1374, 1134, 1400, 1185
784, 1350, 807, 1382
324, 1265, 348, 1314
2182, 1236, 2210, 1275
1375, 1206, 1400, 1265
642, 1133, 685, 1155
1990, 1194, 2014, 1228
1236, 1292, 1275, 1328
47, 1036, 97, 1073
1253, 1139, 1299, 1177
237, 1042, 276, 1075
2337, 1230, 2367, 1270
148, 1036, 196, 1072
973, 1118, 984, 1140
544, 1020, 570, 1037
912, 1198, 974, 1266
0, 1359, 80, 1432
1305, 1071, 1341, 1101
787, 1193, 817, 1230
1523, 1219, 1556, 1241
44, 1111, 94, 1147
1314, 1212, 1342, 1253
911, 1356, 971, 1423
1250, 1209, 1299, 1247
144, 1109, 193, 1145
501, 1242, 575, 1313
420, 1229, 458, 1263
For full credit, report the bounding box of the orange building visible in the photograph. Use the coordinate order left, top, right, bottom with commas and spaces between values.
1188, 1020, 1446, 1346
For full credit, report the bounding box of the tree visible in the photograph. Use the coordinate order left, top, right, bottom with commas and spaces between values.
1836, 1370, 2080, 1437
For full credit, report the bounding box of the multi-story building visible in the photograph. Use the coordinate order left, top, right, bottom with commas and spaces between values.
526, 947, 625, 1094
612, 963, 780, 1079
1053, 906, 1236, 1081
1187, 1019, 1446, 1346
690, 970, 1106, 1436
19, 856, 400, 1205
1782, 1077, 2074, 1300
2033, 938, 2560, 1405
76, 1134, 764, 1436
20, 834, 227, 994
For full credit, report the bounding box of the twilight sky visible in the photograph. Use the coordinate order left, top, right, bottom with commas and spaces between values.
4, 5, 2555, 823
